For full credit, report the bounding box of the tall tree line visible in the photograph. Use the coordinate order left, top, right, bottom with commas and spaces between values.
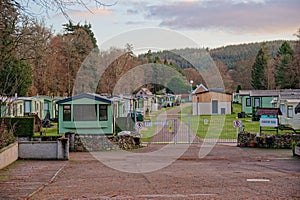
251, 32, 300, 90
0, 0, 97, 97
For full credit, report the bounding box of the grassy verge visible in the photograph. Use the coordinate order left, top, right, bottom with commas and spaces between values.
180, 104, 288, 139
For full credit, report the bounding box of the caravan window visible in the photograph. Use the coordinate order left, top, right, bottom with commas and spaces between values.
73, 104, 97, 121
44, 102, 49, 111
99, 105, 108, 121
287, 106, 293, 118
24, 101, 30, 113
19, 105, 22, 115
63, 105, 71, 121
246, 98, 251, 107
280, 104, 286, 115
254, 98, 260, 108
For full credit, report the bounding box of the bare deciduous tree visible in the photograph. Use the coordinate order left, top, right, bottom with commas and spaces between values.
15, 0, 116, 19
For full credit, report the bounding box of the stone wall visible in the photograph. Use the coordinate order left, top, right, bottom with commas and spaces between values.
238, 131, 300, 148
72, 134, 141, 152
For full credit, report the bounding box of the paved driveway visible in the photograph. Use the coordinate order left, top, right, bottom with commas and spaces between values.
0, 144, 299, 199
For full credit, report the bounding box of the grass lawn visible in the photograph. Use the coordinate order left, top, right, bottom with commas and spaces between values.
180, 104, 287, 139
34, 123, 61, 137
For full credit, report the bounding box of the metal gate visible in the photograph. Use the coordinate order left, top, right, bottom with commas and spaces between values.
145, 117, 237, 144
146, 119, 201, 144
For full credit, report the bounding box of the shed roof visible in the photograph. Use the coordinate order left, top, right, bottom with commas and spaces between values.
192, 83, 208, 94
195, 89, 232, 95
256, 108, 282, 116
56, 93, 112, 104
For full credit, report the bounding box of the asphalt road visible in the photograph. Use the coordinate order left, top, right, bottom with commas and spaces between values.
0, 144, 299, 199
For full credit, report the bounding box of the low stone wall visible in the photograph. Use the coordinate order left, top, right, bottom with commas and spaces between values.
111, 135, 141, 150
18, 138, 69, 160
72, 134, 141, 152
0, 142, 18, 170
238, 131, 300, 148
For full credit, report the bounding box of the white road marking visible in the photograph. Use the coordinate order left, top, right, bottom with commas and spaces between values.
247, 178, 270, 182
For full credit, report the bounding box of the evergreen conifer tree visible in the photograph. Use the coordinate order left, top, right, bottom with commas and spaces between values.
251, 48, 267, 89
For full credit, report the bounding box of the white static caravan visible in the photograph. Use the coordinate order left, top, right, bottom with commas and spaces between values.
277, 93, 300, 130
0, 97, 24, 117
17, 97, 44, 119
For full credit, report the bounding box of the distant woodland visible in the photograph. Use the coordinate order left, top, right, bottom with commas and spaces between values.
1, 1, 300, 97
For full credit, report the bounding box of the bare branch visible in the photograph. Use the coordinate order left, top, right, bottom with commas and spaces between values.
17, 0, 117, 20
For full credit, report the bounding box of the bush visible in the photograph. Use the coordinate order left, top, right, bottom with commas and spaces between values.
3, 117, 35, 137
0, 129, 15, 149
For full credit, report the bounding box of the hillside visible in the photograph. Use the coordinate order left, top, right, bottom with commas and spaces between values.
139, 40, 298, 92
209, 40, 297, 69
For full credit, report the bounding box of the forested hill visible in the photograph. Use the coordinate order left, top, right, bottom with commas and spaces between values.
209, 40, 297, 69
141, 40, 297, 70
139, 40, 299, 91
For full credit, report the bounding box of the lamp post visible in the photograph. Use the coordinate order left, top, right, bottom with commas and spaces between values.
188, 80, 193, 144
189, 80, 193, 102
188, 80, 194, 144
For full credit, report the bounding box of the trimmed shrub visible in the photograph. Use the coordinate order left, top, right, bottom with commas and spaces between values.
0, 129, 15, 149
2, 117, 35, 137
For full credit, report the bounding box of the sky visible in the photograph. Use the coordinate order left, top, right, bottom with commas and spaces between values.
32, 0, 300, 50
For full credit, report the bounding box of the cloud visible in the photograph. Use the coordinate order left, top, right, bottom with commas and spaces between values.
144, 0, 300, 34
127, 9, 139, 15
125, 21, 144, 25
53, 7, 113, 18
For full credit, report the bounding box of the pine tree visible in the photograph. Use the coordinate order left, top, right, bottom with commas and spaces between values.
274, 42, 294, 89
63, 21, 98, 48
236, 84, 242, 93
251, 48, 267, 89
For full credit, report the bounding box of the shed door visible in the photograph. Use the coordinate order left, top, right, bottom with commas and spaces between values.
212, 100, 218, 114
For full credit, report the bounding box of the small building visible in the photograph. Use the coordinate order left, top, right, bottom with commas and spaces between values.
192, 87, 232, 115
56, 93, 113, 134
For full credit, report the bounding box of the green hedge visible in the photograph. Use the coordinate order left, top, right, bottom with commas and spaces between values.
2, 117, 35, 137
0, 129, 15, 149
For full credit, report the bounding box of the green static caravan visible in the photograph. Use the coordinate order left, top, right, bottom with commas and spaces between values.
239, 90, 279, 115
17, 97, 44, 119
56, 93, 113, 135
239, 89, 300, 116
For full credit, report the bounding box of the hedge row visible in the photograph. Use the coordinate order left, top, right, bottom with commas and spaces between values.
2, 117, 35, 137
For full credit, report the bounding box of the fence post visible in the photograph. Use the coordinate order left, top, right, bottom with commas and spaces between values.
188, 116, 191, 144
175, 119, 177, 144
